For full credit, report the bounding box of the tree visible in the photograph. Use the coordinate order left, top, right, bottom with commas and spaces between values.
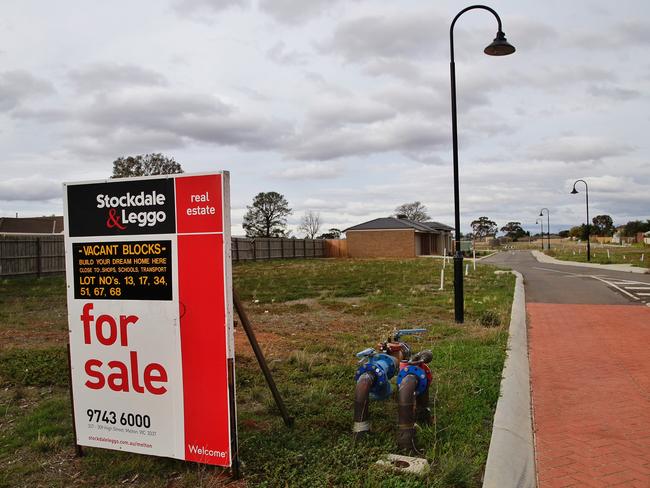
242, 192, 292, 238
591, 215, 614, 236
393, 201, 431, 222
569, 224, 589, 240
500, 222, 527, 241
298, 211, 321, 239
470, 216, 497, 239
621, 219, 650, 237
111, 153, 183, 178
317, 228, 342, 239
558, 230, 570, 238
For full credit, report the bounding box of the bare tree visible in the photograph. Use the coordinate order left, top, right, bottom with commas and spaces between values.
394, 201, 431, 222
298, 211, 321, 238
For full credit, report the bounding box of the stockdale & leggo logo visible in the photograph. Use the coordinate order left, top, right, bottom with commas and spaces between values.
97, 191, 168, 230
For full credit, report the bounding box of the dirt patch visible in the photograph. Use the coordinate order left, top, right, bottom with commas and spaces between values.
0, 329, 67, 351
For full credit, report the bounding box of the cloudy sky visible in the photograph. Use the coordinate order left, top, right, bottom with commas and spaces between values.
1, 0, 648, 235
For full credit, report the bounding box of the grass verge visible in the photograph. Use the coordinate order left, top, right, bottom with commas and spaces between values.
544, 244, 649, 268
1, 258, 514, 487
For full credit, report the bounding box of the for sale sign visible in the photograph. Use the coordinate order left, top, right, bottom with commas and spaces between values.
63, 172, 235, 466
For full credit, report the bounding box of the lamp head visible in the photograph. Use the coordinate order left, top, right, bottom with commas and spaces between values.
570, 187, 579, 194
539, 211, 543, 217
484, 31, 516, 56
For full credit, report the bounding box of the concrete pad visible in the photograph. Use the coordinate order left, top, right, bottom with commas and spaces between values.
375, 454, 430, 476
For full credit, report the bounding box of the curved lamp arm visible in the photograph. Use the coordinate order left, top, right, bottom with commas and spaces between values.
450, 5, 504, 61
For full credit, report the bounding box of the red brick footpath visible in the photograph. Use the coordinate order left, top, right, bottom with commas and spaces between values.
528, 303, 650, 488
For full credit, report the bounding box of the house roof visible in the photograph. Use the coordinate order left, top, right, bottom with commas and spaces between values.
0, 216, 64, 234
344, 217, 453, 233
423, 221, 454, 232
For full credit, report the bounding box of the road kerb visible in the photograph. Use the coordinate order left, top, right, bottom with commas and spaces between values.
483, 271, 536, 488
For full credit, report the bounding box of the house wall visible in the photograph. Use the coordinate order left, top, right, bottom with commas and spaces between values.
346, 229, 415, 258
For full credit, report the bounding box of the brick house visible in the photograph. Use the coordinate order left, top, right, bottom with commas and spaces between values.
344, 217, 454, 258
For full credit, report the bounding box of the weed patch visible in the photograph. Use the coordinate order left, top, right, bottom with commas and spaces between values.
0, 347, 68, 386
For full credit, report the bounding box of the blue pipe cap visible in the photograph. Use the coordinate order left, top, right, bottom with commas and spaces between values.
396, 365, 429, 396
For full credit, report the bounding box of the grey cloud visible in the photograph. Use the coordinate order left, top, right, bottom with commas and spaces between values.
69, 63, 168, 93
12, 107, 68, 123
68, 89, 290, 156
573, 20, 650, 50
587, 84, 641, 101
172, 0, 249, 15
81, 91, 231, 127
0, 71, 55, 111
0, 176, 60, 202
306, 99, 396, 128
286, 117, 448, 161
66, 128, 186, 159
362, 59, 426, 83
321, 11, 443, 62
505, 17, 557, 52
303, 72, 351, 96
235, 86, 270, 101
528, 136, 634, 163
259, 0, 340, 25
267, 41, 307, 66
271, 162, 341, 180
518, 65, 616, 90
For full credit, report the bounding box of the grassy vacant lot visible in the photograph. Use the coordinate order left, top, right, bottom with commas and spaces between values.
545, 243, 649, 269
1, 258, 514, 488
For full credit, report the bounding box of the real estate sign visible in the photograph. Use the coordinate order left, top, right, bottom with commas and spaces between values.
63, 172, 236, 466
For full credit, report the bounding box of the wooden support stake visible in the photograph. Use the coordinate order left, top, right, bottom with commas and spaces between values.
66, 343, 84, 457
233, 290, 294, 427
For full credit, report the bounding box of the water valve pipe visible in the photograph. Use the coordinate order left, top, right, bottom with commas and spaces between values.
396, 350, 433, 452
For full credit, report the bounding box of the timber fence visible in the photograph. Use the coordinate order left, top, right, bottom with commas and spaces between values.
0, 234, 327, 277
0, 234, 65, 277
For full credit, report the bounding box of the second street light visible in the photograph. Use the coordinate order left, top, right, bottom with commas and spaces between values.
449, 5, 515, 324
571, 179, 591, 261
539, 208, 550, 250
536, 219, 544, 250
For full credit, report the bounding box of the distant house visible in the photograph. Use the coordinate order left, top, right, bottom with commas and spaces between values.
343, 217, 453, 258
0, 216, 64, 234
644, 231, 650, 245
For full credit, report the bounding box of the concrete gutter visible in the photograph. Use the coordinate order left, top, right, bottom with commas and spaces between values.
483, 271, 536, 488
532, 250, 648, 274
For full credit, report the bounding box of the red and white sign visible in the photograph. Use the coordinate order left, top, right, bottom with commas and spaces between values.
63, 172, 235, 466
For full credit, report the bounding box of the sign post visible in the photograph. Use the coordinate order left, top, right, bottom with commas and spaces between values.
63, 172, 237, 469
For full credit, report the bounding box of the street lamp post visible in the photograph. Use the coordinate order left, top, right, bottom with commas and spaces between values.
539, 208, 550, 250
536, 219, 544, 250
450, 5, 515, 324
571, 180, 590, 261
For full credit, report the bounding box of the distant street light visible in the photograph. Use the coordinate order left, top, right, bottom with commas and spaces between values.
571, 179, 590, 261
536, 219, 544, 250
539, 208, 550, 250
449, 5, 515, 324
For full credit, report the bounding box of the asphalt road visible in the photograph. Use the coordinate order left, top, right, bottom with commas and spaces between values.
483, 250, 650, 305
